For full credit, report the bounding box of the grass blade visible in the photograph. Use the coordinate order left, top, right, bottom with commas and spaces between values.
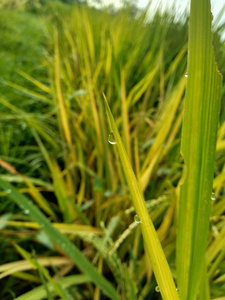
0, 257, 71, 280
103, 95, 179, 300
176, 0, 223, 299
2, 220, 103, 235
18, 70, 52, 94
0, 179, 121, 300
14, 275, 90, 300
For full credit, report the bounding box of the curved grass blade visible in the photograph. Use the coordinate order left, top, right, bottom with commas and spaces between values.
176, 0, 223, 299
103, 95, 179, 300
0, 257, 71, 280
14, 275, 90, 300
2, 220, 103, 235
0, 179, 121, 300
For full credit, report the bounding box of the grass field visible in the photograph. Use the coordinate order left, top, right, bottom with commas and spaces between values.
0, 1, 225, 299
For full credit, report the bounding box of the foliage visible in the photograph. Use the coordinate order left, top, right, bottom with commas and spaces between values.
0, 1, 224, 299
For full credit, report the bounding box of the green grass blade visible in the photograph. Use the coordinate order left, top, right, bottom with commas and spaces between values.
176, 0, 223, 299
13, 243, 69, 300
199, 261, 210, 300
103, 95, 179, 300
0, 179, 121, 300
14, 275, 90, 300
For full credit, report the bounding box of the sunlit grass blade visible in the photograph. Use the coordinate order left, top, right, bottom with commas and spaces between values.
103, 95, 179, 300
2, 220, 103, 235
0, 257, 72, 280
0, 179, 121, 300
176, 0, 223, 299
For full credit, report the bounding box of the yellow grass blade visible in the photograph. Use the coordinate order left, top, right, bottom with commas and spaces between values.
104, 95, 179, 300
18, 70, 52, 94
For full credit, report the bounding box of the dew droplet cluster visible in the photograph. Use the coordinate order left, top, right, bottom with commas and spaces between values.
155, 286, 179, 294
211, 192, 216, 201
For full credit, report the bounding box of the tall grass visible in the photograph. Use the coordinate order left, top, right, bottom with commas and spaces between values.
177, 1, 222, 299
0, 1, 224, 299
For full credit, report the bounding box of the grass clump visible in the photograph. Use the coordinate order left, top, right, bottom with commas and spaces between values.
0, 1, 224, 299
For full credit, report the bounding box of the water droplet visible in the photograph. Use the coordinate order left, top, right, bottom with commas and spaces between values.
134, 215, 141, 224
6, 189, 11, 194
108, 132, 116, 145
155, 286, 160, 292
211, 192, 216, 201
176, 288, 180, 292
24, 209, 30, 215
185, 73, 188, 78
